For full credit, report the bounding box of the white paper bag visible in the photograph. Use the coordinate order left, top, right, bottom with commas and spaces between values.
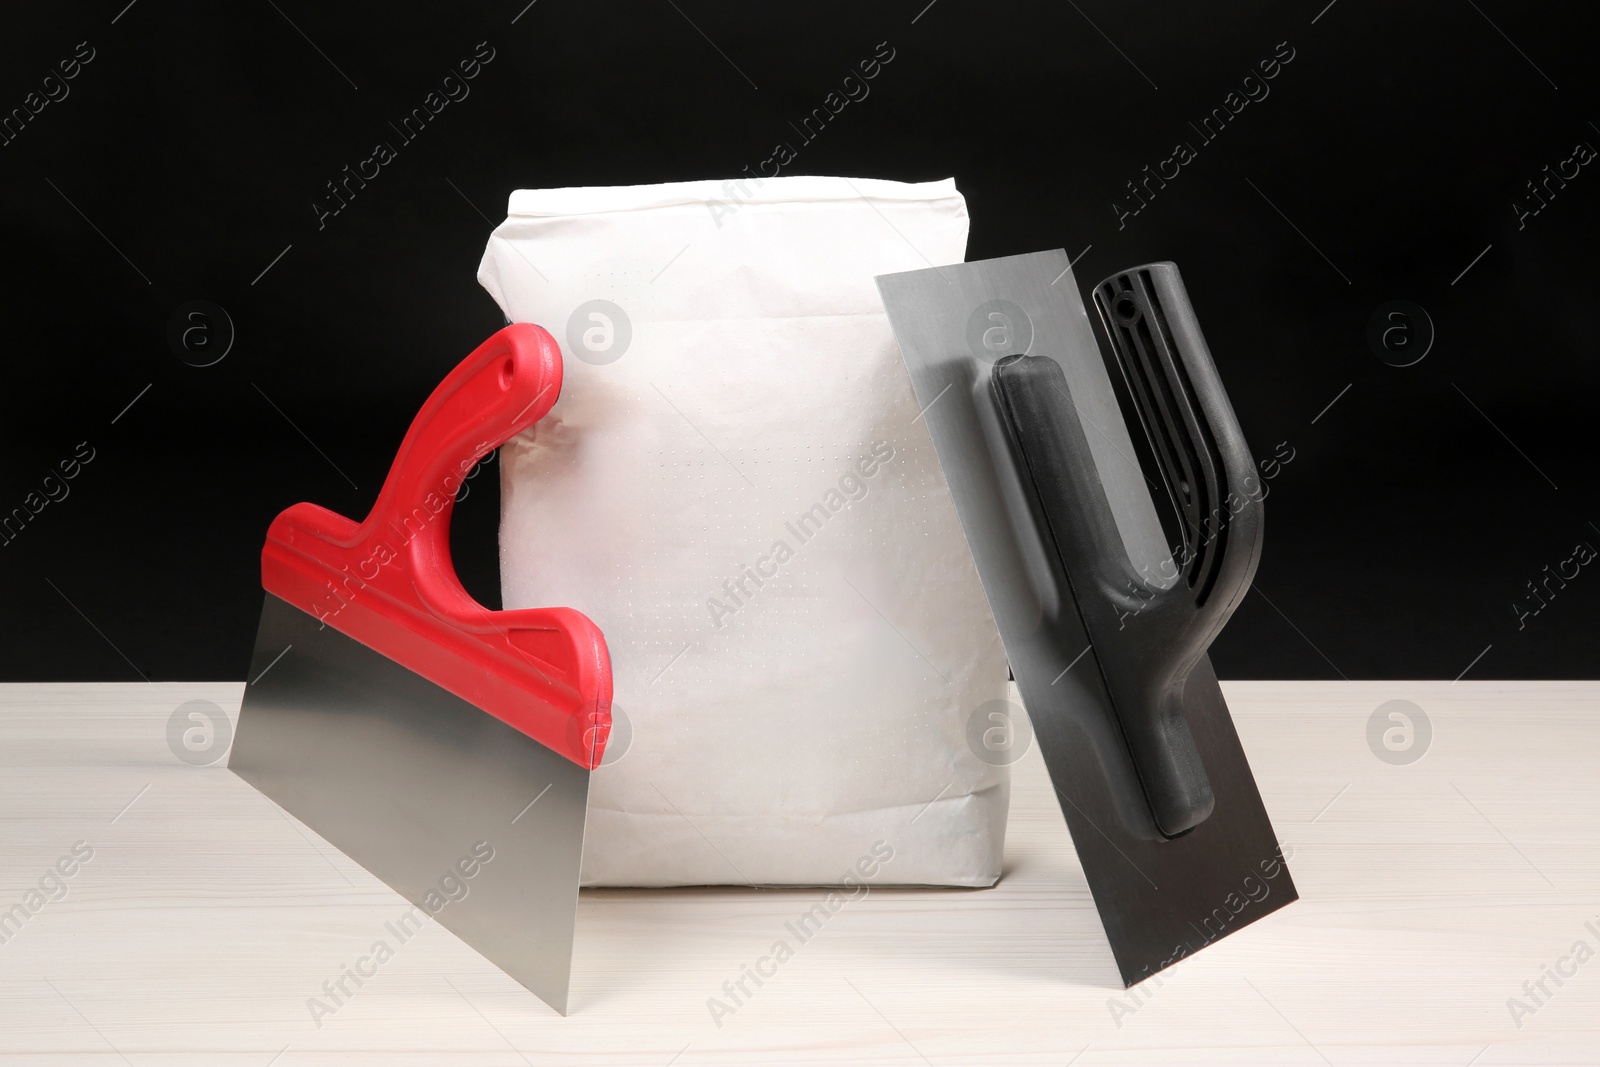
477, 175, 1009, 886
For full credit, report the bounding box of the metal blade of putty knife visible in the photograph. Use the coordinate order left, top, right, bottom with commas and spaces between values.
230, 324, 612, 1015
875, 250, 1295, 987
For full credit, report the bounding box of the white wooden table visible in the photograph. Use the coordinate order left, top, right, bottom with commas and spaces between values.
1, 681, 1596, 1065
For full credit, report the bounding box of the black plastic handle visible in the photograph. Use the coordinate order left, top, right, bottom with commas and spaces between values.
1091, 264, 1264, 626
989, 262, 1261, 837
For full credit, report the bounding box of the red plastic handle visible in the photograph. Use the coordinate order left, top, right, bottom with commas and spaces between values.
260, 325, 612, 769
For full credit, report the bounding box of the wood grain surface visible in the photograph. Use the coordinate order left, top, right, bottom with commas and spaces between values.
0, 680, 1595, 1065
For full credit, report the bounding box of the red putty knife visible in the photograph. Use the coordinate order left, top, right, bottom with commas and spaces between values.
229, 324, 611, 1015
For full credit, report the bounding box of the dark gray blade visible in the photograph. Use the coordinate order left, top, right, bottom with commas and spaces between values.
231, 594, 590, 1014
876, 251, 1296, 986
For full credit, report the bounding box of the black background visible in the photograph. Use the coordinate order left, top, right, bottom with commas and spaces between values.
1, 0, 1595, 682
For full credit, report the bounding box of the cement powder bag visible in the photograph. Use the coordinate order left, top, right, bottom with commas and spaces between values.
477, 176, 1009, 886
